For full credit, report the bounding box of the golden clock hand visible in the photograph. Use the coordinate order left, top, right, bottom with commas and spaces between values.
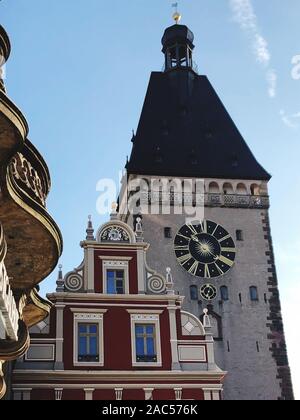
191, 235, 200, 243
206, 249, 219, 260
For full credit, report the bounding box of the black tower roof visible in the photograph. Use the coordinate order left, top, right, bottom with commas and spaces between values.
126, 24, 271, 181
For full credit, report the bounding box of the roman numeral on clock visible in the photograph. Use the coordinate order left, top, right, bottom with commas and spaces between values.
187, 224, 198, 235
219, 255, 234, 267
204, 264, 211, 278
177, 253, 192, 264
174, 245, 190, 251
188, 260, 199, 276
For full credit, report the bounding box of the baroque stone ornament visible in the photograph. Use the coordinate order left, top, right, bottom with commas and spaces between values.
100, 226, 130, 243
10, 152, 47, 207
65, 273, 83, 292
147, 275, 166, 294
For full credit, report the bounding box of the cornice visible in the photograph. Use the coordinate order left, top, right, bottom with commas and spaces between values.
81, 241, 150, 251
13, 369, 227, 383
47, 292, 183, 304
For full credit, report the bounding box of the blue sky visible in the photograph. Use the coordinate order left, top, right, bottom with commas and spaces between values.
1, 0, 300, 399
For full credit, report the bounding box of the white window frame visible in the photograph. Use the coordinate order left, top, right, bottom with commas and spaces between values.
128, 311, 163, 367
72, 310, 106, 367
101, 257, 131, 295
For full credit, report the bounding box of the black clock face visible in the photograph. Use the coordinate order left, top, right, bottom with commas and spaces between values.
174, 220, 236, 278
200, 284, 217, 301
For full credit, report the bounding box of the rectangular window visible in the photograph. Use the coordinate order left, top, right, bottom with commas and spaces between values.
78, 323, 99, 362
236, 230, 244, 241
250, 286, 259, 302
106, 269, 125, 295
164, 227, 172, 239
135, 324, 157, 363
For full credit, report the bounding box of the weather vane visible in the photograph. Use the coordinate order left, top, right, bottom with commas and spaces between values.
172, 2, 182, 24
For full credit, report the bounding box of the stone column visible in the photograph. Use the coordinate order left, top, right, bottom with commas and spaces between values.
86, 247, 95, 293
174, 388, 182, 400
22, 389, 32, 400
84, 388, 95, 400
115, 388, 123, 401
54, 304, 65, 370
203, 309, 217, 370
168, 304, 181, 371
137, 249, 146, 294
212, 390, 220, 401
203, 389, 212, 401
143, 388, 154, 401
55, 388, 63, 401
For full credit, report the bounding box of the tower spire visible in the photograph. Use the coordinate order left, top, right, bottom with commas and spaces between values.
162, 19, 195, 72
56, 264, 64, 292
172, 3, 182, 24
86, 215, 95, 241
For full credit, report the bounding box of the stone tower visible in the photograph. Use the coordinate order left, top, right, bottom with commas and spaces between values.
119, 21, 294, 400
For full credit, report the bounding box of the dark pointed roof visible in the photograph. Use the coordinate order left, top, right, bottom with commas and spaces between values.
126, 69, 271, 181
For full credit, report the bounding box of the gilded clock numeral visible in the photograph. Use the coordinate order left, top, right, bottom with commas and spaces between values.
204, 264, 211, 278
211, 224, 218, 236
174, 245, 190, 251
177, 253, 192, 264
177, 233, 191, 241
187, 224, 198, 235
218, 234, 231, 242
215, 263, 225, 276
200, 220, 207, 233
221, 247, 236, 253
218, 255, 234, 267
188, 260, 199, 276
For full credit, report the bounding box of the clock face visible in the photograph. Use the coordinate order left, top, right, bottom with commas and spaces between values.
100, 226, 130, 243
200, 284, 217, 301
174, 220, 236, 278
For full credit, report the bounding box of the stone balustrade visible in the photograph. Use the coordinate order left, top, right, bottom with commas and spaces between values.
138, 191, 270, 209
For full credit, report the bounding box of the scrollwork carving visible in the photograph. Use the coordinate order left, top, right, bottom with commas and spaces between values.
147, 275, 166, 295
10, 153, 47, 207
65, 273, 83, 292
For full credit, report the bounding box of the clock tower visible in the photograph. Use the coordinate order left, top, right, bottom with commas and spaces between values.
119, 20, 294, 400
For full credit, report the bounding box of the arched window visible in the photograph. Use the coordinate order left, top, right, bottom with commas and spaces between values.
223, 183, 234, 195
250, 286, 259, 301
220, 286, 229, 301
250, 184, 260, 196
190, 285, 198, 301
236, 183, 247, 195
208, 182, 219, 193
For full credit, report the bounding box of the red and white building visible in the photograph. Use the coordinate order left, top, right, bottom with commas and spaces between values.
12, 215, 225, 400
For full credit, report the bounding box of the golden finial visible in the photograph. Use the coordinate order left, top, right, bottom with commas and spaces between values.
172, 3, 182, 24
